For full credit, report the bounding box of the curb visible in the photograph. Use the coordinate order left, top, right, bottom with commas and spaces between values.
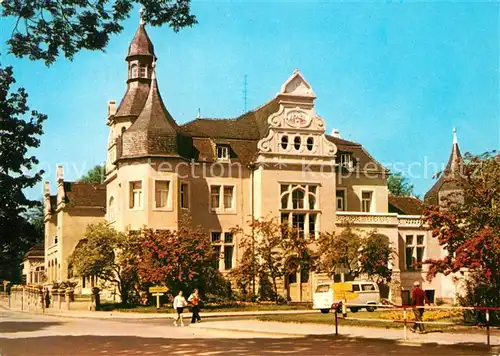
189, 323, 308, 338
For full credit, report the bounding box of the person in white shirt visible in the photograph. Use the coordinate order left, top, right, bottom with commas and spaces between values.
173, 291, 187, 327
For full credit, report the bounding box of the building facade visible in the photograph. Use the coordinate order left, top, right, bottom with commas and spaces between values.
42, 22, 464, 302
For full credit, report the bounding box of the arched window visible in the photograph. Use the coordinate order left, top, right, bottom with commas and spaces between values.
306, 137, 314, 151
292, 188, 305, 209
108, 197, 116, 222
294, 136, 301, 151
131, 64, 138, 78
281, 135, 289, 150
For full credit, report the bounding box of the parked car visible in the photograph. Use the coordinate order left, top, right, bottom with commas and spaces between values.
312, 281, 381, 314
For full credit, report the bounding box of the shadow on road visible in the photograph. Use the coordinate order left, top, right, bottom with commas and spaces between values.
0, 334, 494, 356
0, 322, 63, 334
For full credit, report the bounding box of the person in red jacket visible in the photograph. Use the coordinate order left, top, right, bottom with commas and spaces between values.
410, 281, 430, 333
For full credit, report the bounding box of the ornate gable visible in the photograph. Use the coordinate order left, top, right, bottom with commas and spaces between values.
257, 71, 336, 163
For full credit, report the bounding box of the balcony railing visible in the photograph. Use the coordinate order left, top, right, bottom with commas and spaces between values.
335, 212, 425, 228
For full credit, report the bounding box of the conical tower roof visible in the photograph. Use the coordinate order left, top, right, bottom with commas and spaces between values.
121, 66, 180, 157
126, 23, 156, 60
424, 128, 463, 205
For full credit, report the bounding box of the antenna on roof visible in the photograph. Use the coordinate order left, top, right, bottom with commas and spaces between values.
243, 74, 248, 113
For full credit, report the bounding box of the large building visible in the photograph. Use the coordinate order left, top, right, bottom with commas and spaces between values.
43, 21, 465, 302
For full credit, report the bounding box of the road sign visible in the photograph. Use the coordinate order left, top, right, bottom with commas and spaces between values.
149, 286, 169, 293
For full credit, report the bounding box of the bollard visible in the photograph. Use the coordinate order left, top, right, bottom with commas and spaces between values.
334, 304, 339, 336
403, 308, 407, 340
485, 309, 490, 346
58, 288, 65, 310
65, 288, 74, 311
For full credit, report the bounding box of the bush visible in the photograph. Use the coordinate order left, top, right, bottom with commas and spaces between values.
381, 309, 462, 322
459, 274, 500, 326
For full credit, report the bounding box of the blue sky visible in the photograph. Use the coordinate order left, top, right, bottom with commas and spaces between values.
1, 1, 498, 199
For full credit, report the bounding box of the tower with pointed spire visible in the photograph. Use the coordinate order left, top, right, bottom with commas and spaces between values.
424, 128, 464, 206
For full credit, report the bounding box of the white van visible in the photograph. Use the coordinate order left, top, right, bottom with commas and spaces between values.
312, 281, 380, 314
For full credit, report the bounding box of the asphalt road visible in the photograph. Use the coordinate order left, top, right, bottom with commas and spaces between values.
0, 310, 496, 356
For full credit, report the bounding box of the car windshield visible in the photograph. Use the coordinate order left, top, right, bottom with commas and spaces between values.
315, 285, 330, 293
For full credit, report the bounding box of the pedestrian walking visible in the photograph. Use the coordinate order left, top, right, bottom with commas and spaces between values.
188, 289, 201, 324
44, 288, 51, 308
172, 291, 187, 327
410, 281, 430, 333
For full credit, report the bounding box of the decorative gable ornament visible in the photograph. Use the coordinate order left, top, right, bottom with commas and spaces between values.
279, 70, 316, 98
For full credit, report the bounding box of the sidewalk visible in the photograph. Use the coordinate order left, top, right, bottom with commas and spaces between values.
0, 303, 317, 320
191, 320, 500, 347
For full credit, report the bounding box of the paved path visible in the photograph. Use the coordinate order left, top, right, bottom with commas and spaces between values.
191, 319, 500, 346
1, 310, 497, 355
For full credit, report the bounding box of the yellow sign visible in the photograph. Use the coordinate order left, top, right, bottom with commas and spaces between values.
335, 291, 358, 301
149, 286, 169, 293
332, 283, 353, 293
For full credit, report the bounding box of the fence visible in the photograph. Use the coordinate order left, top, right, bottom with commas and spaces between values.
0, 285, 96, 313
330, 302, 500, 347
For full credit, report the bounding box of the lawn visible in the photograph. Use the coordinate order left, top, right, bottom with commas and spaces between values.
98, 302, 312, 313
257, 310, 463, 332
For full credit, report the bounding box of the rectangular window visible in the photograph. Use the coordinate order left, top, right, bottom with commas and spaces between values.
416, 247, 424, 268
129, 181, 142, 209
216, 145, 229, 160
361, 191, 372, 212
281, 212, 289, 225
211, 231, 221, 243
308, 214, 317, 238
336, 190, 345, 211
210, 186, 221, 210
180, 183, 189, 209
224, 246, 234, 270
224, 232, 233, 243
293, 213, 305, 238
405, 247, 414, 270
224, 186, 234, 209
417, 235, 424, 245
212, 246, 221, 269
155, 180, 169, 208
406, 235, 414, 245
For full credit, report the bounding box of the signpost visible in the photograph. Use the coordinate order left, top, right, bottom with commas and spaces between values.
149, 286, 169, 309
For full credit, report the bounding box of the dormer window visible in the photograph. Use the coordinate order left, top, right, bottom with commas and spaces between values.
339, 153, 353, 169
216, 145, 230, 160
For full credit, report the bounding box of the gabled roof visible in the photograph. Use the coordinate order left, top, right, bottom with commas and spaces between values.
23, 243, 44, 260
424, 129, 463, 205
62, 182, 106, 209
121, 67, 181, 158
127, 23, 156, 60
326, 135, 387, 173
388, 196, 423, 215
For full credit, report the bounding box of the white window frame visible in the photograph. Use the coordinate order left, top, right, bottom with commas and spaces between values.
153, 179, 172, 211
339, 153, 353, 169
336, 188, 347, 211
210, 230, 235, 271
179, 181, 191, 210
210, 184, 236, 214
216, 145, 230, 161
405, 234, 426, 271
279, 183, 320, 239
361, 190, 373, 213
128, 180, 144, 210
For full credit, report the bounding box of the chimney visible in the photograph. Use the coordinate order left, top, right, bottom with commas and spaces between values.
56, 165, 64, 182
107, 100, 117, 119
331, 128, 341, 138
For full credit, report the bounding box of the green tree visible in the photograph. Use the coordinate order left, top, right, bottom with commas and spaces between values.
424, 151, 500, 324
2, 0, 197, 65
232, 217, 314, 303
68, 223, 138, 304
388, 173, 414, 197
78, 165, 106, 184
316, 227, 362, 280
358, 232, 395, 283
0, 64, 46, 282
